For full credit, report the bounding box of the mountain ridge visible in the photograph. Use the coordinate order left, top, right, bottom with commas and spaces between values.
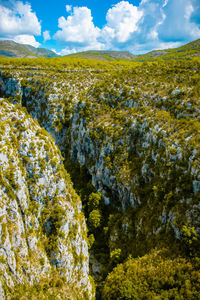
66, 50, 136, 61
0, 38, 200, 60
65, 39, 200, 61
0, 40, 58, 58
135, 38, 200, 61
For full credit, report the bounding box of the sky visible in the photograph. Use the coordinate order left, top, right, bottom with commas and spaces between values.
0, 0, 200, 55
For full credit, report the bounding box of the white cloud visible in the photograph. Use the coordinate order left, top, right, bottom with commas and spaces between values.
101, 1, 143, 43
54, 1, 143, 54
66, 5, 72, 12
157, 0, 200, 42
50, 48, 61, 55
185, 3, 194, 20
0, 1, 41, 37
128, 40, 182, 55
54, 6, 101, 46
147, 29, 158, 40
55, 0, 200, 55
60, 48, 77, 55
163, 0, 169, 8
1, 0, 199, 55
43, 30, 50, 42
156, 41, 183, 50
59, 41, 106, 56
126, 0, 200, 54
14, 34, 40, 47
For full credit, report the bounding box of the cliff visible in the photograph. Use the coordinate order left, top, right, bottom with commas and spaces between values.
0, 97, 93, 298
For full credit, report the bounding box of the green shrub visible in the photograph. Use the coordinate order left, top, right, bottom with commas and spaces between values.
88, 192, 102, 211
103, 250, 200, 300
181, 225, 199, 257
110, 248, 121, 264
88, 234, 95, 249
88, 209, 101, 229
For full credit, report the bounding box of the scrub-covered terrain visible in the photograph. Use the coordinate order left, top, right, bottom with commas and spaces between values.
0, 45, 199, 299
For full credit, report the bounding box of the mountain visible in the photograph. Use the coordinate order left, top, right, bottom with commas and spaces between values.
135, 38, 200, 61
66, 50, 136, 61
1, 38, 200, 61
64, 39, 200, 62
0, 40, 58, 58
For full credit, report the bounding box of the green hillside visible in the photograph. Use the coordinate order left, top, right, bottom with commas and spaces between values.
1, 39, 200, 62
0, 40, 58, 58
65, 39, 200, 62
135, 38, 200, 61
66, 50, 135, 61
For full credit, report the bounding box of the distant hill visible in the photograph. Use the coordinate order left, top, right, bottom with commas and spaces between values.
135, 39, 200, 61
0, 40, 58, 58
1, 38, 200, 61
66, 50, 136, 61
65, 39, 200, 62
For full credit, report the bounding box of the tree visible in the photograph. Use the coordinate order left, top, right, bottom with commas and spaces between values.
88, 209, 101, 229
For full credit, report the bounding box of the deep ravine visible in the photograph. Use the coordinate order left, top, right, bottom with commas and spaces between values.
0, 60, 199, 298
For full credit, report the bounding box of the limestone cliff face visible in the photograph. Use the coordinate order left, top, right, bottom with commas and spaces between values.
70, 97, 200, 244
0, 69, 199, 256
0, 72, 69, 152
0, 98, 93, 298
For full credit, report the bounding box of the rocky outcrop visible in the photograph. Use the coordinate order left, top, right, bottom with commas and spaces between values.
0, 98, 93, 298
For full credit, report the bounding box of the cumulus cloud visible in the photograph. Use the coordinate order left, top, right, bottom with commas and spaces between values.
127, 0, 200, 53
54, 1, 144, 53
101, 1, 143, 44
54, 0, 200, 54
134, 0, 164, 44
43, 30, 50, 42
60, 48, 77, 55
157, 0, 200, 42
60, 41, 107, 55
0, 1, 41, 47
0, 1, 41, 36
54, 6, 102, 48
1, 0, 200, 54
66, 5, 72, 12
14, 34, 40, 47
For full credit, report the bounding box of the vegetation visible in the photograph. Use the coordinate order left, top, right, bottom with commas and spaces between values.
0, 40, 58, 58
134, 38, 200, 61
67, 50, 135, 61
103, 250, 200, 300
0, 38, 199, 299
4, 272, 91, 300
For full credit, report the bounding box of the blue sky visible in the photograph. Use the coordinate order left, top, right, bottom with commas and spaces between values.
0, 0, 200, 55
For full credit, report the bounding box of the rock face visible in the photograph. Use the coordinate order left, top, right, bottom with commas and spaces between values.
0, 98, 93, 298
0, 72, 69, 152
0, 63, 199, 281
70, 95, 200, 243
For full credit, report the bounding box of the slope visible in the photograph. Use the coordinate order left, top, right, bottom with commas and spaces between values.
0, 40, 58, 58
66, 50, 135, 61
135, 38, 200, 61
